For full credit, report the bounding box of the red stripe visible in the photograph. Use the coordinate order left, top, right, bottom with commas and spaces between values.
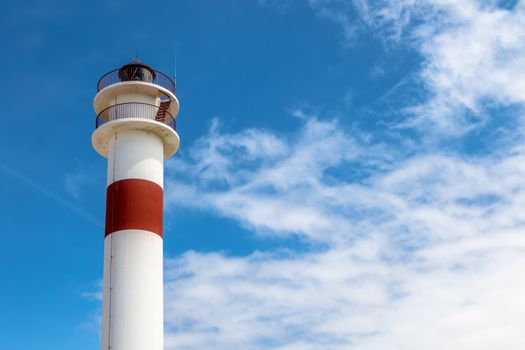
105, 179, 163, 237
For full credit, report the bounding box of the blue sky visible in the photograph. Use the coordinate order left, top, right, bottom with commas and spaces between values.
2, 0, 525, 349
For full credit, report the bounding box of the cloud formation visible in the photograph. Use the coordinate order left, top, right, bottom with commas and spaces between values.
161, 0, 525, 348
163, 114, 525, 348
312, 0, 525, 135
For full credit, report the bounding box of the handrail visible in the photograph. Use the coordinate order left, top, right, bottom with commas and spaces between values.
96, 102, 176, 131
97, 69, 176, 95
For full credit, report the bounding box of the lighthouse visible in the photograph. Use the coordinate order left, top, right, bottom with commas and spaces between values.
92, 61, 179, 350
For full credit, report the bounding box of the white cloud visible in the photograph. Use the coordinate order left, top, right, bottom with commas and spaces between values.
309, 0, 359, 46
65, 170, 94, 199
310, 0, 525, 135
158, 1, 525, 348
163, 115, 525, 349
165, 247, 525, 349
407, 0, 525, 134
166, 117, 392, 242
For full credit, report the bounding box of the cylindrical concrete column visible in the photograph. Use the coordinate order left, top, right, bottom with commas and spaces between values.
100, 129, 165, 350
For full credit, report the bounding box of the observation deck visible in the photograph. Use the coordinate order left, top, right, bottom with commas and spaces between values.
92, 61, 180, 158
97, 63, 176, 95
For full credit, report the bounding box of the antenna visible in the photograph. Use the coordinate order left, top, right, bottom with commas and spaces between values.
173, 44, 177, 79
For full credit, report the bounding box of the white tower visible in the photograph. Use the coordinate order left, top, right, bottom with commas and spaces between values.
92, 61, 180, 350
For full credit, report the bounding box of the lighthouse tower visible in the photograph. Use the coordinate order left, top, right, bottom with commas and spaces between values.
92, 61, 179, 350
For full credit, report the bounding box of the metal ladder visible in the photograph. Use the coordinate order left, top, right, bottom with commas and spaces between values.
155, 100, 170, 122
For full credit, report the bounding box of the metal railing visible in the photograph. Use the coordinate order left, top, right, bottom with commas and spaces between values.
97, 69, 176, 94
96, 102, 176, 131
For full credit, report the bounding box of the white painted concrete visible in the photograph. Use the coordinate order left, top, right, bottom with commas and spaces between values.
106, 129, 164, 188
100, 230, 164, 350
114, 93, 158, 106
92, 118, 180, 159
94, 81, 179, 118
